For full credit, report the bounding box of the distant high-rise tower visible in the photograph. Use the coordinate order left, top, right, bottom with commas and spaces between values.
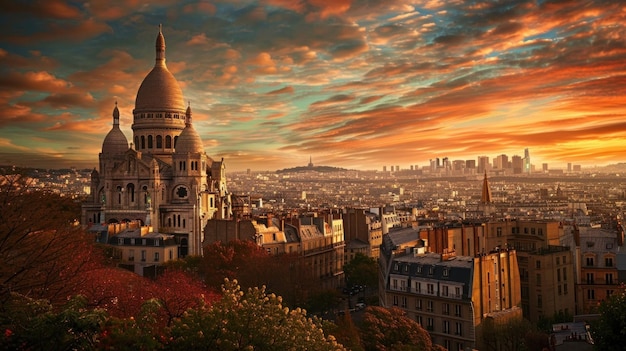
523, 148, 531, 174
478, 156, 490, 174
512, 155, 523, 174
495, 154, 509, 170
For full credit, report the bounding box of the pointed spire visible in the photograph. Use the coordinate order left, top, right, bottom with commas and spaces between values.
155, 24, 166, 66
481, 171, 492, 204
185, 101, 192, 126
112, 101, 120, 125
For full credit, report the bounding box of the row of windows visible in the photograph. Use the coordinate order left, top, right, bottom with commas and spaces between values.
585, 256, 614, 267
414, 315, 464, 337
391, 279, 463, 299
137, 113, 183, 119
118, 238, 161, 246
165, 215, 186, 229
127, 249, 173, 262
507, 226, 544, 236
555, 255, 568, 265
135, 135, 178, 149
585, 273, 614, 285
393, 263, 450, 276
393, 296, 463, 317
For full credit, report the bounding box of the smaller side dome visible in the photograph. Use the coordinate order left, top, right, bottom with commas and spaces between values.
102, 103, 129, 154
175, 103, 204, 154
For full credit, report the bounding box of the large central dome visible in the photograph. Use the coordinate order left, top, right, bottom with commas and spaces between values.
134, 28, 185, 112
135, 66, 185, 111
132, 27, 188, 157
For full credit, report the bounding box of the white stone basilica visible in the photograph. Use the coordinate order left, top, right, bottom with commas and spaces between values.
82, 27, 232, 257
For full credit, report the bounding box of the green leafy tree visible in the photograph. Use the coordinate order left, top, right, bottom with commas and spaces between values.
168, 279, 346, 350
98, 299, 166, 350
0, 293, 106, 350
360, 306, 433, 351
344, 253, 378, 289
590, 285, 626, 351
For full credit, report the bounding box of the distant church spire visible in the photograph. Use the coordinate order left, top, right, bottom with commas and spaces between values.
481, 171, 492, 204
308, 156, 314, 168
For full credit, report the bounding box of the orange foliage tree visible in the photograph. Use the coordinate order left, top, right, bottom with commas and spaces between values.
360, 306, 434, 351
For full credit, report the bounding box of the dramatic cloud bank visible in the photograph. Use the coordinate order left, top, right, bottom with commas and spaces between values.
1, 0, 625, 171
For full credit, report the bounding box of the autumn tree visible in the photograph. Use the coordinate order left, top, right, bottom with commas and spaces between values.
177, 240, 316, 308
327, 308, 364, 351
201, 239, 271, 289
0, 172, 100, 306
360, 306, 433, 351
151, 269, 216, 326
168, 279, 346, 350
590, 285, 626, 351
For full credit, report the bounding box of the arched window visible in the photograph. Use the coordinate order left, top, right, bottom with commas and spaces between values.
148, 135, 153, 148
141, 136, 145, 149
165, 135, 172, 148
156, 135, 163, 148
135, 136, 139, 149
127, 183, 135, 202
174, 136, 178, 148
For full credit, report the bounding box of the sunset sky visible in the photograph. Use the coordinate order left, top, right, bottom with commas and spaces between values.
1, 0, 626, 172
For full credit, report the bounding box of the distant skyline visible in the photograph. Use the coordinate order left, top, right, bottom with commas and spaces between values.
1, 1, 626, 172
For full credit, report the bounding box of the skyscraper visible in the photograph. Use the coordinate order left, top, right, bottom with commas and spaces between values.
477, 156, 490, 174
523, 148, 531, 174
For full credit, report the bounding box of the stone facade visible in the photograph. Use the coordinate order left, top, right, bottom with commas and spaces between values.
82, 27, 232, 259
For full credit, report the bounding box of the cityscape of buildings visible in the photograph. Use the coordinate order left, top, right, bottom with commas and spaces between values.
4, 26, 626, 351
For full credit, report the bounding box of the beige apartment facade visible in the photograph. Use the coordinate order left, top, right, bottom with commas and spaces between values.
380, 233, 522, 350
